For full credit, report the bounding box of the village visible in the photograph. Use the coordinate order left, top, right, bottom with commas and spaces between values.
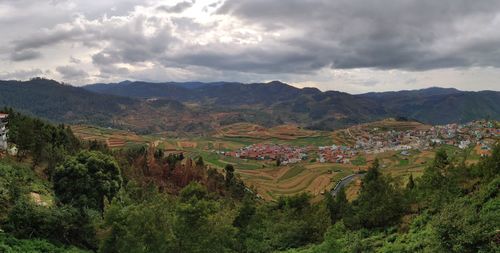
217, 120, 499, 165
219, 144, 309, 165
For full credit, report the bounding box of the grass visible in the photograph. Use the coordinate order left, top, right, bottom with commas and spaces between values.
0, 158, 55, 211
399, 159, 410, 166
279, 165, 306, 182
351, 156, 367, 166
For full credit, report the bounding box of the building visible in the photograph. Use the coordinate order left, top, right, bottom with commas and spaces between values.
0, 113, 8, 150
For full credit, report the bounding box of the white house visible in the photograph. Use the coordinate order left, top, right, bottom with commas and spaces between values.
458, 140, 471, 149
0, 113, 8, 150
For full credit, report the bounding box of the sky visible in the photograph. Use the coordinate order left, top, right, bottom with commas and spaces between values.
0, 0, 499, 94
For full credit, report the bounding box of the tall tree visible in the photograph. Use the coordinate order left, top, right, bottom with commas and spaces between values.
329, 188, 349, 224
344, 159, 406, 229
53, 151, 122, 212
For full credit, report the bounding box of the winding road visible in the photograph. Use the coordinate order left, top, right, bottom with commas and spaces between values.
330, 173, 364, 196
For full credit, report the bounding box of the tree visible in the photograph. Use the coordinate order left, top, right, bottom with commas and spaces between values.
174, 182, 236, 252
195, 156, 205, 167
5, 199, 97, 250
417, 149, 460, 210
407, 174, 415, 190
344, 159, 406, 229
224, 164, 235, 187
53, 151, 122, 212
233, 195, 256, 228
326, 188, 349, 224
100, 191, 177, 253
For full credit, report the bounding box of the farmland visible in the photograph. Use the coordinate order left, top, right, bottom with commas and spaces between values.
70, 120, 493, 201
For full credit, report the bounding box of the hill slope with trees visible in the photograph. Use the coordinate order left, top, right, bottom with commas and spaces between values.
86, 80, 500, 127
1, 78, 499, 134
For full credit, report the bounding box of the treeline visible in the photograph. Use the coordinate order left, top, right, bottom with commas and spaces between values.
5, 108, 80, 168
0, 110, 498, 252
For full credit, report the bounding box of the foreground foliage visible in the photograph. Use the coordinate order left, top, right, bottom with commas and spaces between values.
0, 111, 498, 252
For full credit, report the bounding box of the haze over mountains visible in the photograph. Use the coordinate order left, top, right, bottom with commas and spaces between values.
1, 78, 499, 134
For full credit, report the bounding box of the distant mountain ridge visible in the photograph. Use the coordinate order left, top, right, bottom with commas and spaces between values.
85, 80, 500, 125
0, 78, 499, 134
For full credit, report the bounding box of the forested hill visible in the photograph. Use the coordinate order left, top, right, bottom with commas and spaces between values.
0, 78, 137, 126
1, 78, 499, 133
86, 80, 500, 125
0, 78, 207, 133
359, 88, 500, 124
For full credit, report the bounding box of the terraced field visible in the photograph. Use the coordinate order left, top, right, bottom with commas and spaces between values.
238, 163, 353, 200
71, 122, 486, 202
71, 125, 152, 148
216, 123, 324, 140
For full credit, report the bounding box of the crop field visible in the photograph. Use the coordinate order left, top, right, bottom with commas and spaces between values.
237, 163, 353, 200
71, 125, 153, 148
216, 123, 323, 140
71, 123, 487, 201
358, 118, 431, 132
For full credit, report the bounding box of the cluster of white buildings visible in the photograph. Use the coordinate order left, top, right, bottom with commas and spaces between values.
318, 145, 356, 163
352, 120, 498, 154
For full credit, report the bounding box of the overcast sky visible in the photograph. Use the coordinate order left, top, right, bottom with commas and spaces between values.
1, 0, 499, 93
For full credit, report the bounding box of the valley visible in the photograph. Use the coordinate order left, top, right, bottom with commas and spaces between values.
70, 118, 498, 201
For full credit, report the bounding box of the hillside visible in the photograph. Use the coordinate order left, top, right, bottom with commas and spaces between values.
0, 78, 212, 133
85, 80, 500, 127
1, 78, 499, 134
0, 78, 136, 126
360, 88, 500, 124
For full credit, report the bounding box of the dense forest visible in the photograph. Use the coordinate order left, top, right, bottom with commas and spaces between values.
0, 111, 498, 252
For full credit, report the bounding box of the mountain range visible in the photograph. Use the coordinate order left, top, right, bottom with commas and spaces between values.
0, 78, 499, 134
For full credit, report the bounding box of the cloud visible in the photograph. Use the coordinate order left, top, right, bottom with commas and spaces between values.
56, 65, 89, 80
0, 69, 50, 80
157, 1, 195, 13
218, 0, 500, 71
10, 50, 42, 61
0, 0, 500, 92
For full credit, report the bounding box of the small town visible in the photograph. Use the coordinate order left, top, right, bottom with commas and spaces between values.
218, 120, 499, 165
219, 143, 309, 165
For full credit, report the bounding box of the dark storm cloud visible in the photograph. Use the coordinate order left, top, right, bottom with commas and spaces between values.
10, 50, 42, 61
167, 44, 328, 74
56, 65, 88, 80
217, 0, 500, 71
13, 26, 83, 51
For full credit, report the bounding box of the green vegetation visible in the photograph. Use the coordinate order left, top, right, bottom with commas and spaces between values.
283, 146, 500, 253
0, 111, 498, 253
53, 151, 122, 212
0, 233, 90, 253
351, 156, 367, 166
399, 159, 410, 166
